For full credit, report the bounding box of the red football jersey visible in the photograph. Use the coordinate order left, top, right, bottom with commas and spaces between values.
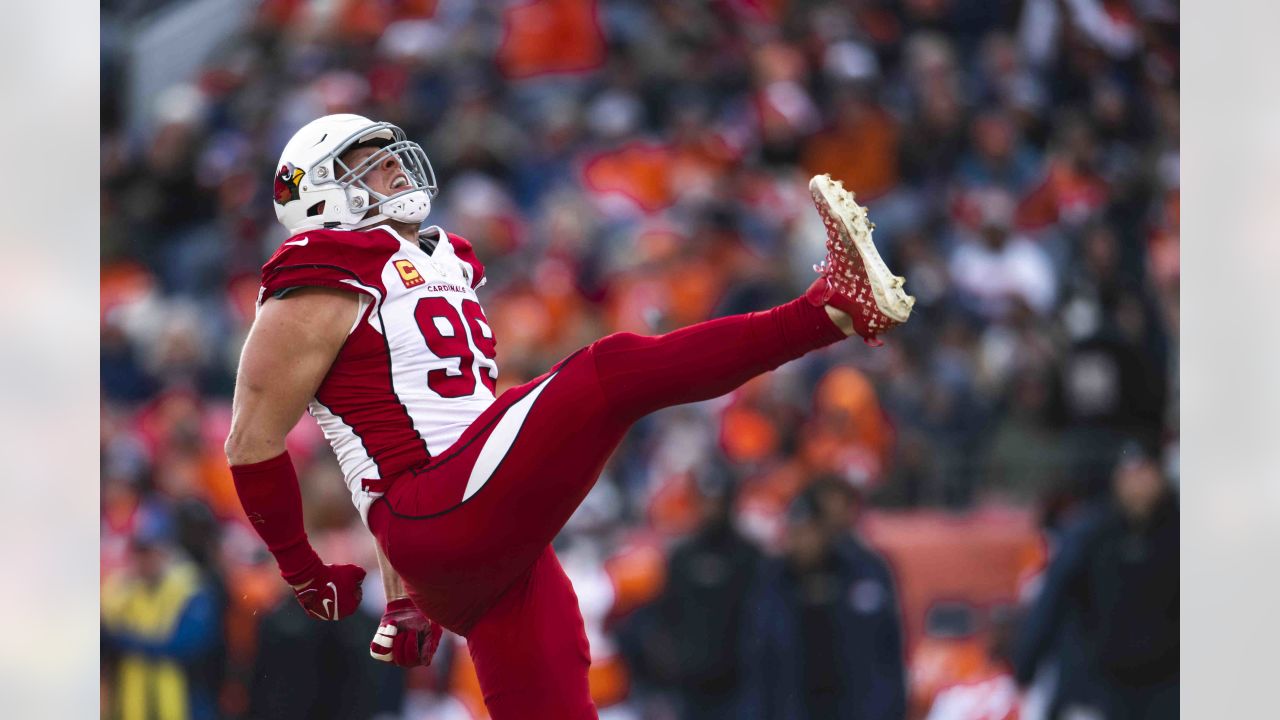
258, 225, 496, 524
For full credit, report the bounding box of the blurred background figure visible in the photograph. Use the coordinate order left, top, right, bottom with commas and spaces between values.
639, 463, 762, 720
923, 607, 1022, 720
102, 507, 222, 720
247, 596, 405, 720
1014, 443, 1179, 720
744, 479, 906, 720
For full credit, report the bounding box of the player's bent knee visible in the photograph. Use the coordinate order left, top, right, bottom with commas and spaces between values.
588, 331, 665, 382
583, 332, 662, 417
589, 331, 651, 356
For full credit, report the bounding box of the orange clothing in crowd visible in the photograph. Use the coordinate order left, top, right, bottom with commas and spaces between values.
581, 141, 675, 214
497, 0, 607, 79
1015, 159, 1109, 230
802, 107, 901, 203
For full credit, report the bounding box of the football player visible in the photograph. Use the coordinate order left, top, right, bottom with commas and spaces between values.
225, 113, 914, 719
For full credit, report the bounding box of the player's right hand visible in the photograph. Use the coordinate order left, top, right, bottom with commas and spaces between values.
291, 563, 367, 621
370, 598, 443, 667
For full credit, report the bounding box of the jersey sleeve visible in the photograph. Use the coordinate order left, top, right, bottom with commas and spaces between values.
445, 232, 486, 290
259, 229, 396, 302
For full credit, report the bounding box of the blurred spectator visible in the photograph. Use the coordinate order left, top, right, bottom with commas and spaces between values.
744, 479, 906, 720
801, 84, 901, 203
949, 189, 1057, 321
645, 464, 762, 720
923, 607, 1022, 720
102, 508, 222, 720
170, 499, 230, 718
1014, 443, 1179, 719
1056, 265, 1169, 493
246, 598, 405, 720
955, 109, 1041, 197
1016, 115, 1110, 232
982, 365, 1065, 503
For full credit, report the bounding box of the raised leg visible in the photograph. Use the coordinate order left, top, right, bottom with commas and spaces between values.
374, 295, 848, 633
587, 295, 848, 422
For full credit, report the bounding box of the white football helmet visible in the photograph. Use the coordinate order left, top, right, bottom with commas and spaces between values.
272, 113, 438, 234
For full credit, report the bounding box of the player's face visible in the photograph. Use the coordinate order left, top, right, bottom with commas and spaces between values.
341, 145, 408, 198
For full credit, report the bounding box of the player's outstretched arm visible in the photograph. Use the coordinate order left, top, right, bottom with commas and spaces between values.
226, 287, 368, 621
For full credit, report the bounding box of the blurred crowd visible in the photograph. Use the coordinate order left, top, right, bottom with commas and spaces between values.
100, 1, 1179, 718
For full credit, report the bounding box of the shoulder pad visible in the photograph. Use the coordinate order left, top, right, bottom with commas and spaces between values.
260, 228, 400, 301
444, 232, 486, 289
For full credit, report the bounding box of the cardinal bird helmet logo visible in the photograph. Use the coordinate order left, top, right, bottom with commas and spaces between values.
274, 163, 305, 205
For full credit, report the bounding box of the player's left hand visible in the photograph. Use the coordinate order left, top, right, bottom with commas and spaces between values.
292, 563, 367, 621
369, 598, 443, 668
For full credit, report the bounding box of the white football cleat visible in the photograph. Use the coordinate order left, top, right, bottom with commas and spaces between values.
805, 174, 914, 346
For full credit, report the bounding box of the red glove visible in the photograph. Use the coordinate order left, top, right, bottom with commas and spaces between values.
369, 598, 443, 667
292, 563, 367, 621
230, 452, 366, 621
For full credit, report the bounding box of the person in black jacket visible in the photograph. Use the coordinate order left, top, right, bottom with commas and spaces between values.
636, 464, 763, 720
1014, 443, 1179, 719
744, 480, 907, 720
248, 595, 406, 720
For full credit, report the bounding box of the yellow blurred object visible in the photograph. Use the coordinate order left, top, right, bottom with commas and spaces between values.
101, 562, 200, 720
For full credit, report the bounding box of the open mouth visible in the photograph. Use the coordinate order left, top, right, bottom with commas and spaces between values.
390, 175, 409, 190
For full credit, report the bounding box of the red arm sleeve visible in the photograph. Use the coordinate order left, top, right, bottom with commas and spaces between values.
230, 451, 322, 585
